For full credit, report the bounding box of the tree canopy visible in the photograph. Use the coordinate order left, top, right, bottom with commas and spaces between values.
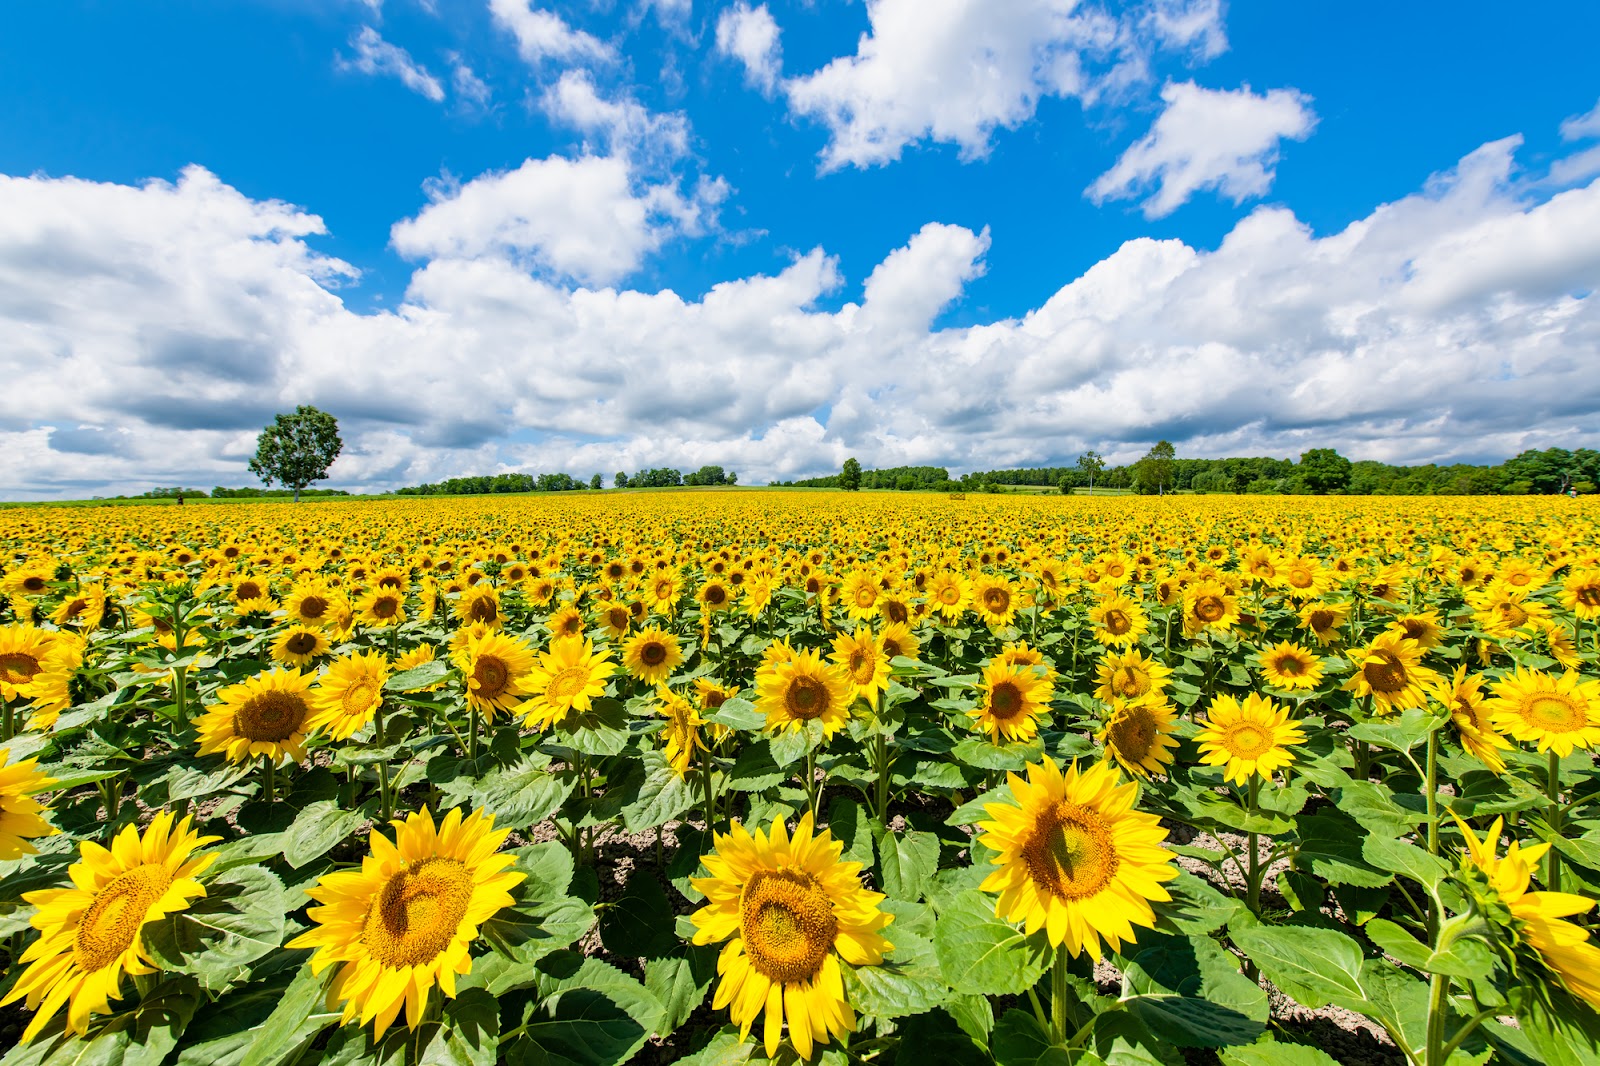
247, 405, 342, 503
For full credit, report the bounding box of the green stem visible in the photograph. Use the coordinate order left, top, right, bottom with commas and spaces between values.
263, 759, 277, 804
873, 733, 891, 823
173, 664, 188, 728
467, 709, 480, 766
700, 742, 716, 831
1547, 749, 1563, 891
1424, 970, 1450, 1066
1424, 726, 1441, 940
1436, 1008, 1499, 1064
1246, 775, 1263, 915
375, 703, 393, 823
804, 743, 819, 821
1050, 943, 1073, 1046
1, 696, 12, 742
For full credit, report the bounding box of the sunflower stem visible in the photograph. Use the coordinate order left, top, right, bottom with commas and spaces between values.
0, 696, 11, 742
263, 758, 277, 805
1547, 749, 1563, 892
1245, 775, 1263, 916
173, 663, 188, 729
1050, 943, 1074, 1046
375, 702, 393, 823
467, 709, 480, 767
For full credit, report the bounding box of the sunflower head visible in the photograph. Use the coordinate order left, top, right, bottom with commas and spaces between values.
623, 626, 684, 686
1257, 641, 1324, 691
755, 648, 852, 738
308, 650, 390, 741
1487, 667, 1600, 757
1194, 693, 1306, 785
524, 636, 616, 730
197, 668, 316, 765
969, 658, 1053, 744
1097, 695, 1179, 779
830, 626, 890, 710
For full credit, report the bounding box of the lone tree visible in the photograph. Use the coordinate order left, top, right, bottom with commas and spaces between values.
1077, 450, 1105, 494
248, 405, 342, 503
1298, 448, 1353, 494
840, 457, 863, 491
1136, 440, 1176, 496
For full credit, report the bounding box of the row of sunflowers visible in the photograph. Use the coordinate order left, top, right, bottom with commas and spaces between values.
0, 491, 1597, 1066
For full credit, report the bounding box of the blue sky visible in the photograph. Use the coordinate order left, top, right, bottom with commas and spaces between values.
2, 0, 1599, 496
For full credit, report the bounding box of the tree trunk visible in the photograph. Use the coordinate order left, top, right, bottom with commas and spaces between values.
294, 486, 300, 503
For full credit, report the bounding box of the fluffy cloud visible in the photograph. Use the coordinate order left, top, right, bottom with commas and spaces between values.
1088, 81, 1316, 217
782, 0, 1227, 169
488, 0, 612, 65
715, 2, 782, 95
3, 136, 1600, 498
1561, 97, 1600, 141
337, 26, 445, 101
540, 70, 691, 162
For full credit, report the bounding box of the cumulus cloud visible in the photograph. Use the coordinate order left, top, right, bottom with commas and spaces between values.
715, 2, 782, 95
782, 0, 1226, 170
337, 26, 445, 101
3, 136, 1600, 498
540, 70, 691, 162
1088, 80, 1315, 217
488, 0, 612, 65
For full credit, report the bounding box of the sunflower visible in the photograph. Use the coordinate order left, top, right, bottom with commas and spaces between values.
744, 575, 776, 617
596, 601, 634, 639
0, 749, 57, 860
977, 757, 1176, 958
23, 637, 85, 731
622, 626, 684, 686
657, 686, 707, 776
308, 651, 390, 741
1487, 668, 1600, 757
1097, 695, 1179, 780
1194, 693, 1307, 784
226, 575, 274, 616
286, 808, 523, 1038
1389, 610, 1445, 650
1087, 593, 1148, 648
838, 570, 881, 621
2, 565, 52, 600
1256, 641, 1324, 691
454, 630, 537, 720
196, 668, 315, 765
1467, 582, 1551, 640
998, 641, 1060, 683
547, 604, 586, 640
1429, 666, 1510, 773
1453, 814, 1600, 1010
690, 812, 893, 1060
926, 571, 969, 622
1277, 555, 1332, 601
1180, 579, 1238, 637
2, 812, 217, 1042
1344, 632, 1438, 715
523, 637, 615, 729
1559, 568, 1600, 620
829, 627, 891, 711
647, 570, 683, 616
454, 585, 503, 629
284, 579, 339, 628
356, 587, 407, 629
270, 624, 331, 668
969, 658, 1053, 744
876, 622, 921, 663
392, 643, 444, 692
51, 585, 107, 629
694, 677, 741, 713
755, 648, 852, 739
1093, 649, 1173, 704
1297, 600, 1351, 645
0, 623, 55, 701
971, 575, 1019, 628
698, 578, 736, 616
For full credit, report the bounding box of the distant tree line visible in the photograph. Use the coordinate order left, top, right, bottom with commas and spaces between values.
211, 486, 351, 498
776, 446, 1600, 497
614, 465, 738, 489
396, 464, 738, 496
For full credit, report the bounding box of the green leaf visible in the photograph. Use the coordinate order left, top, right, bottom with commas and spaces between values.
1293, 809, 1392, 888
551, 698, 631, 757
876, 827, 939, 901
239, 963, 339, 1066
991, 1009, 1073, 1066
1220, 1040, 1342, 1066
441, 759, 572, 830
1120, 931, 1268, 1023
386, 659, 452, 692
1180, 788, 1296, 835
951, 736, 1039, 772
1160, 871, 1244, 936
705, 697, 765, 732
1121, 995, 1264, 1049
505, 957, 665, 1065
891, 1008, 991, 1065
724, 741, 784, 792
768, 720, 823, 768
947, 781, 1015, 827
933, 888, 1052, 997
1362, 835, 1451, 893
142, 865, 288, 991
280, 800, 371, 869
598, 870, 680, 959
825, 797, 876, 871
1355, 958, 1428, 1060
1335, 780, 1426, 836
175, 976, 299, 1066
619, 751, 695, 831
1229, 923, 1366, 1010
644, 947, 718, 1035
1347, 707, 1437, 752
1, 977, 200, 1066
843, 900, 948, 1019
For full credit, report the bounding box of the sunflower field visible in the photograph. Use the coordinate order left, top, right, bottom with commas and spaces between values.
1, 491, 1599, 1066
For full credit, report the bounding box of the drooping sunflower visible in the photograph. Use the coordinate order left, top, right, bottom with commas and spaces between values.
1297, 600, 1351, 645
196, 668, 316, 764
287, 807, 524, 1038
0, 624, 55, 701
1194, 693, 1307, 784
690, 812, 893, 1060
522, 636, 615, 729
1453, 814, 1600, 1010
1429, 665, 1510, 773
1180, 579, 1239, 637
51, 585, 108, 630
1097, 696, 1180, 780
622, 626, 684, 687
1467, 581, 1551, 640
829, 627, 891, 711
453, 630, 536, 720
1093, 649, 1173, 704
1487, 667, 1600, 757
0, 749, 57, 860
755, 648, 852, 738
926, 571, 969, 622
2, 812, 217, 1042
270, 624, 331, 668
970, 575, 1019, 628
308, 650, 390, 741
1087, 592, 1148, 648
1256, 641, 1324, 691
977, 757, 1177, 959
1344, 631, 1438, 715
969, 658, 1054, 744
657, 686, 707, 776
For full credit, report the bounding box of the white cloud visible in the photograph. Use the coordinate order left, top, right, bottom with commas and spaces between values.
4, 136, 1600, 497
451, 59, 492, 109
338, 26, 445, 102
715, 2, 782, 95
782, 0, 1225, 170
488, 0, 613, 65
540, 70, 690, 162
1088, 80, 1315, 217
388, 154, 712, 285
1561, 97, 1600, 141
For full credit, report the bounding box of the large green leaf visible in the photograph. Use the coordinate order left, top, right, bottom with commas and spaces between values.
441, 760, 573, 830
876, 827, 939, 901
142, 865, 288, 991
501, 957, 665, 1065
551, 698, 631, 757
1121, 994, 1264, 1049
1, 978, 200, 1066
1220, 1040, 1342, 1066
239, 963, 340, 1066
1120, 931, 1268, 1023
280, 800, 371, 869
1293, 809, 1392, 888
843, 900, 948, 1019
619, 751, 695, 831
825, 796, 876, 871
643, 946, 718, 1035
1229, 922, 1366, 1010
724, 740, 784, 792
598, 870, 680, 959
1510, 985, 1600, 1066
1362, 835, 1451, 894
933, 888, 1052, 997
991, 1009, 1074, 1066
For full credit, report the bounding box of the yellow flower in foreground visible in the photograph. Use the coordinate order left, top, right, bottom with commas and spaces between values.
308, 650, 390, 741
622, 626, 684, 687
1454, 814, 1600, 1010
690, 812, 893, 1060
287, 808, 523, 1038
755, 648, 851, 738
1429, 666, 1510, 774
0, 749, 56, 860
196, 668, 315, 765
523, 636, 615, 729
1256, 641, 1324, 691
1098, 696, 1179, 780
1488, 667, 1600, 757
1344, 631, 1437, 715
969, 658, 1053, 744
978, 757, 1177, 958
2, 812, 217, 1042
1195, 693, 1306, 784
829, 626, 891, 711
0, 623, 54, 701
454, 630, 535, 721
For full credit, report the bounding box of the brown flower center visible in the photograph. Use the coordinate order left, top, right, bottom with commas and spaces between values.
234, 690, 309, 741
740, 868, 836, 984
362, 857, 473, 968
75, 864, 172, 971
1021, 801, 1119, 902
